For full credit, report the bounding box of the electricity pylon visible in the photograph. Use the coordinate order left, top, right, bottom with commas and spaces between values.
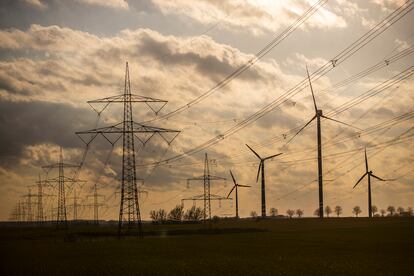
227, 170, 250, 218
67, 189, 80, 221
182, 153, 228, 222
87, 184, 105, 224
246, 144, 282, 218
23, 188, 36, 222
353, 148, 391, 217
42, 147, 83, 227
287, 66, 360, 218
76, 62, 180, 236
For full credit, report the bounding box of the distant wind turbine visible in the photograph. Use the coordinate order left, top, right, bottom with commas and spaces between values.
353, 148, 390, 218
246, 144, 282, 218
287, 66, 361, 218
227, 170, 250, 219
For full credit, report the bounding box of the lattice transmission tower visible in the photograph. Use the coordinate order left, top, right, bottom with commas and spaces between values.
76, 62, 180, 236
182, 153, 229, 222
43, 147, 82, 227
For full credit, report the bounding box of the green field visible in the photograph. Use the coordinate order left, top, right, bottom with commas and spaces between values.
1, 218, 413, 275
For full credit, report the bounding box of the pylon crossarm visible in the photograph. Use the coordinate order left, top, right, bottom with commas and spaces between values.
42, 163, 79, 169
208, 175, 226, 181
88, 93, 168, 104
45, 177, 86, 183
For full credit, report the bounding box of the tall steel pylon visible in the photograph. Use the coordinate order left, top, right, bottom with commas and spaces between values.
42, 147, 82, 227
87, 184, 105, 224
182, 153, 228, 222
76, 62, 180, 236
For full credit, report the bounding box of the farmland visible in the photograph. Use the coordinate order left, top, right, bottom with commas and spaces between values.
0, 217, 413, 275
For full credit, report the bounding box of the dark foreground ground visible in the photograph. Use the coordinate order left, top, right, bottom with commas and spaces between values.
0, 217, 413, 275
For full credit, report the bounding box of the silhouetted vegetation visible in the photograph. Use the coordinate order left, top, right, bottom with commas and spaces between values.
335, 205, 342, 217
353, 206, 362, 217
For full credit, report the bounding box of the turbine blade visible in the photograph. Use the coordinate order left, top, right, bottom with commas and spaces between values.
227, 185, 236, 199
365, 148, 369, 173
246, 144, 261, 159
286, 115, 316, 145
237, 185, 251, 188
306, 65, 318, 113
321, 115, 362, 130
256, 162, 262, 183
230, 170, 237, 185
370, 173, 386, 181
264, 152, 283, 161
353, 172, 368, 189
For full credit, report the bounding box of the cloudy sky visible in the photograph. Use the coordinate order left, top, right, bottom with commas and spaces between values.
0, 0, 413, 221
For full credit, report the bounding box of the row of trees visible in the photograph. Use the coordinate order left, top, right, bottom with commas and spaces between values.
317, 205, 413, 217
149, 205, 205, 223
250, 206, 414, 218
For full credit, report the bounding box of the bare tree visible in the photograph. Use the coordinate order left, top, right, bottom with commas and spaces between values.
334, 206, 342, 217
353, 206, 361, 217
295, 209, 304, 218
184, 206, 204, 221
397, 206, 405, 215
387, 206, 395, 216
380, 209, 386, 217
270, 208, 278, 217
150, 210, 159, 223
371, 205, 378, 216
286, 209, 295, 218
150, 209, 167, 223
325, 205, 332, 217
168, 204, 184, 222
250, 211, 257, 218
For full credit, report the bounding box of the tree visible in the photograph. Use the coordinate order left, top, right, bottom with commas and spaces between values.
380, 209, 386, 217
408, 207, 413, 216
371, 205, 378, 216
397, 206, 405, 215
325, 205, 332, 217
286, 209, 294, 218
353, 206, 361, 217
250, 211, 257, 218
150, 210, 159, 223
334, 206, 342, 217
149, 209, 167, 223
314, 208, 321, 217
168, 204, 184, 222
295, 209, 304, 218
270, 208, 278, 217
184, 206, 204, 221
387, 206, 395, 216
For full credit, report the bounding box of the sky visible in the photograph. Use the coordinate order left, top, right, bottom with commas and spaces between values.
0, 0, 413, 221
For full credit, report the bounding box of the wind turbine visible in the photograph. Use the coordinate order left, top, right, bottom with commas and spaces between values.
227, 170, 250, 219
287, 66, 360, 218
246, 144, 282, 218
353, 148, 388, 218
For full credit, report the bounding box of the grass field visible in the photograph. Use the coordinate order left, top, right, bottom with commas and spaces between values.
0, 217, 413, 275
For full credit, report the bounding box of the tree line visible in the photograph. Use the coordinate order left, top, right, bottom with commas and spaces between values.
149, 205, 205, 223
250, 206, 413, 218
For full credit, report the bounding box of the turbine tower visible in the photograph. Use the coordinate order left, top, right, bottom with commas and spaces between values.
227, 170, 250, 218
246, 144, 282, 218
287, 66, 360, 218
353, 148, 388, 218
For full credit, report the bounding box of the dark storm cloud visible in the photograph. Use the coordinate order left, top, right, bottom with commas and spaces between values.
0, 99, 96, 162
